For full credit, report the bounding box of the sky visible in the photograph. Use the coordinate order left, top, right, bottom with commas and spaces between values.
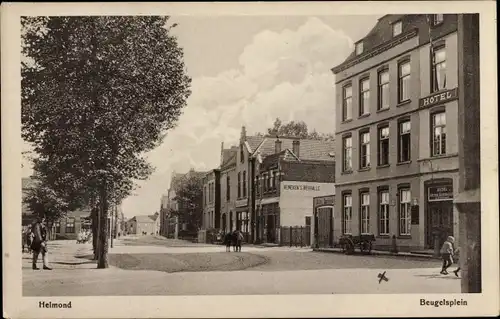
21, 15, 381, 218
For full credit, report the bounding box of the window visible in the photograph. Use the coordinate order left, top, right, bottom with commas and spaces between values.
392, 21, 402, 37
240, 145, 244, 163
378, 70, 390, 110
379, 191, 390, 235
226, 176, 230, 201
378, 126, 389, 166
360, 131, 370, 169
256, 175, 260, 195
343, 136, 352, 172
431, 46, 446, 92
342, 85, 353, 121
399, 120, 411, 162
398, 61, 411, 102
399, 189, 411, 235
355, 41, 363, 55
359, 78, 370, 116
431, 112, 446, 156
264, 174, 268, 192
432, 14, 444, 25
343, 194, 352, 234
54, 221, 61, 233
271, 171, 276, 189
237, 172, 241, 198
242, 171, 247, 197
203, 186, 207, 205
66, 218, 75, 233
360, 193, 370, 234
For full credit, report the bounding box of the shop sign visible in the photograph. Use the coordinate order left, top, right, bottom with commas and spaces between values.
419, 88, 458, 108
283, 184, 321, 191
428, 185, 453, 202
235, 199, 247, 207
313, 195, 335, 208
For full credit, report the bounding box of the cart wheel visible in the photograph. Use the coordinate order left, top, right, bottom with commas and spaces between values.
368, 242, 373, 254
345, 239, 355, 255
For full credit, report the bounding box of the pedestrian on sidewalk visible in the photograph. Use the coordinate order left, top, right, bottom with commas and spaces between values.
224, 232, 232, 252
31, 215, 52, 270
235, 230, 243, 252
439, 236, 455, 275
453, 246, 461, 277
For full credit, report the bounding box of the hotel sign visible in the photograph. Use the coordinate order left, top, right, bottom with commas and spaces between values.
428, 185, 453, 202
419, 88, 458, 108
283, 184, 320, 191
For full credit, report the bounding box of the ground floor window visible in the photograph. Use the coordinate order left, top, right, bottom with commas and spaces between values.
343, 194, 352, 234
360, 192, 370, 234
379, 191, 390, 235
54, 221, 61, 233
65, 218, 75, 233
399, 189, 411, 235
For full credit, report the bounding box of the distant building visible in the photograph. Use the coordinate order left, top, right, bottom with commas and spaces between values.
332, 14, 461, 252
126, 213, 159, 236
219, 145, 238, 234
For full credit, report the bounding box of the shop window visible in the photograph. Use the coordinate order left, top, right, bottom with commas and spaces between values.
431, 46, 447, 92
399, 120, 411, 162
399, 189, 411, 235
398, 60, 411, 102
359, 77, 370, 116
343, 136, 352, 172
343, 194, 352, 234
359, 131, 370, 169
379, 190, 390, 235
378, 69, 390, 110
342, 84, 353, 121
360, 192, 370, 234
66, 218, 75, 233
378, 126, 389, 166
431, 112, 446, 156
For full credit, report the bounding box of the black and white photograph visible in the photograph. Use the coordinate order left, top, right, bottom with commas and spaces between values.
2, 1, 498, 318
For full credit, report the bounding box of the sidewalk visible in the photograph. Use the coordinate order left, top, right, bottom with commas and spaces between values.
313, 247, 441, 260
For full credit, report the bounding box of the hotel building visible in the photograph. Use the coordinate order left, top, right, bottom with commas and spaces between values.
332, 14, 460, 251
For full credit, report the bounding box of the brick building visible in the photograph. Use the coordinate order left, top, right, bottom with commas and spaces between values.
126, 214, 160, 236
217, 145, 238, 234
332, 14, 461, 252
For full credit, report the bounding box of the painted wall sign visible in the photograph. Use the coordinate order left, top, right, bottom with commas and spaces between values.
428, 185, 453, 202
313, 196, 335, 208
283, 184, 321, 191
419, 88, 458, 108
235, 199, 248, 207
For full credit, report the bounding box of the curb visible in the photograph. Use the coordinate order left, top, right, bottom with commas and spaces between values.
313, 248, 441, 260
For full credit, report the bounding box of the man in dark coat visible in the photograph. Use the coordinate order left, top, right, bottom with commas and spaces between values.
31, 215, 52, 270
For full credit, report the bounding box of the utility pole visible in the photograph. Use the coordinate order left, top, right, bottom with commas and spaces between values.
455, 13, 481, 293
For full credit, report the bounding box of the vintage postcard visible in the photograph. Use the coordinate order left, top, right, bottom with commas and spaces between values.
2, 1, 498, 318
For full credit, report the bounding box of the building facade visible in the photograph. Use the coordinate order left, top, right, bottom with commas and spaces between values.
332, 14, 460, 251
254, 137, 336, 244
126, 214, 159, 236
202, 169, 221, 230
219, 145, 238, 234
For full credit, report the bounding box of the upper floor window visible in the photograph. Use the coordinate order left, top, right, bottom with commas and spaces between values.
431, 112, 446, 156
342, 85, 353, 121
378, 70, 390, 110
378, 126, 389, 166
242, 171, 247, 197
271, 171, 276, 189
392, 21, 402, 37
355, 41, 363, 55
240, 145, 245, 163
399, 120, 411, 162
399, 189, 411, 236
398, 61, 411, 103
359, 78, 370, 116
226, 176, 230, 201
237, 172, 241, 198
343, 136, 352, 172
431, 46, 447, 92
359, 131, 371, 169
432, 14, 444, 25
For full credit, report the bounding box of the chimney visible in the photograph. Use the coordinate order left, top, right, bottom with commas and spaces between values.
292, 140, 300, 158
240, 126, 247, 142
275, 136, 282, 154
220, 142, 224, 166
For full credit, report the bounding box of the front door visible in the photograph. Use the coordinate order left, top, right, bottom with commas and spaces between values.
426, 201, 454, 249
266, 215, 275, 243
317, 207, 333, 248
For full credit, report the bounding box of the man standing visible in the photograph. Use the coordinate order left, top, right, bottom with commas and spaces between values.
31, 215, 52, 270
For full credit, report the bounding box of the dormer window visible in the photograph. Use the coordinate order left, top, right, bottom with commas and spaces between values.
355, 41, 363, 56
392, 21, 402, 37
432, 14, 444, 26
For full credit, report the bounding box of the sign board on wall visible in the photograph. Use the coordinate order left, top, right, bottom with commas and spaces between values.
428, 185, 453, 202
313, 195, 335, 208
419, 88, 458, 108
283, 184, 321, 191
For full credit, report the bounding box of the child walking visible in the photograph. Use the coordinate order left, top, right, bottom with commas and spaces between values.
440, 236, 455, 275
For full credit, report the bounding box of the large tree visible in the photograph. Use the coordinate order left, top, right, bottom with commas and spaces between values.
22, 16, 191, 268
172, 173, 204, 233
265, 117, 334, 140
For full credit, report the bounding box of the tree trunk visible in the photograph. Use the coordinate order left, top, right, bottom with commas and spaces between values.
97, 181, 109, 269
110, 204, 114, 248
91, 207, 98, 260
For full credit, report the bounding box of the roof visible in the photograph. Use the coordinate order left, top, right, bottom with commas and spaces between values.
221, 147, 237, 169
255, 136, 335, 162
246, 136, 265, 152
129, 215, 156, 223
169, 169, 207, 192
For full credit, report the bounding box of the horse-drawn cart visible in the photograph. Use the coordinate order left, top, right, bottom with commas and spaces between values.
338, 234, 376, 254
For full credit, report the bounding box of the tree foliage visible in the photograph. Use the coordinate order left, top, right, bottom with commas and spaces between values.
21, 16, 191, 268
266, 117, 334, 140
173, 172, 204, 231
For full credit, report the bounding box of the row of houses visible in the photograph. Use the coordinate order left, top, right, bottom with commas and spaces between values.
159, 14, 479, 253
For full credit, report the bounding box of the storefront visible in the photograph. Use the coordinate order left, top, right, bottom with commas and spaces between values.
259, 201, 279, 244
313, 195, 335, 248
424, 178, 455, 249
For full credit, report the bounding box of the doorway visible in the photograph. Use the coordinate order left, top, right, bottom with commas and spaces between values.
266, 214, 276, 243
316, 207, 334, 248
222, 214, 227, 233
426, 201, 454, 249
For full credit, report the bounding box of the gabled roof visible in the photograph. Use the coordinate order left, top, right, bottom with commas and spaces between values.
255, 136, 335, 162
246, 136, 265, 153
221, 146, 238, 168
129, 215, 155, 223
